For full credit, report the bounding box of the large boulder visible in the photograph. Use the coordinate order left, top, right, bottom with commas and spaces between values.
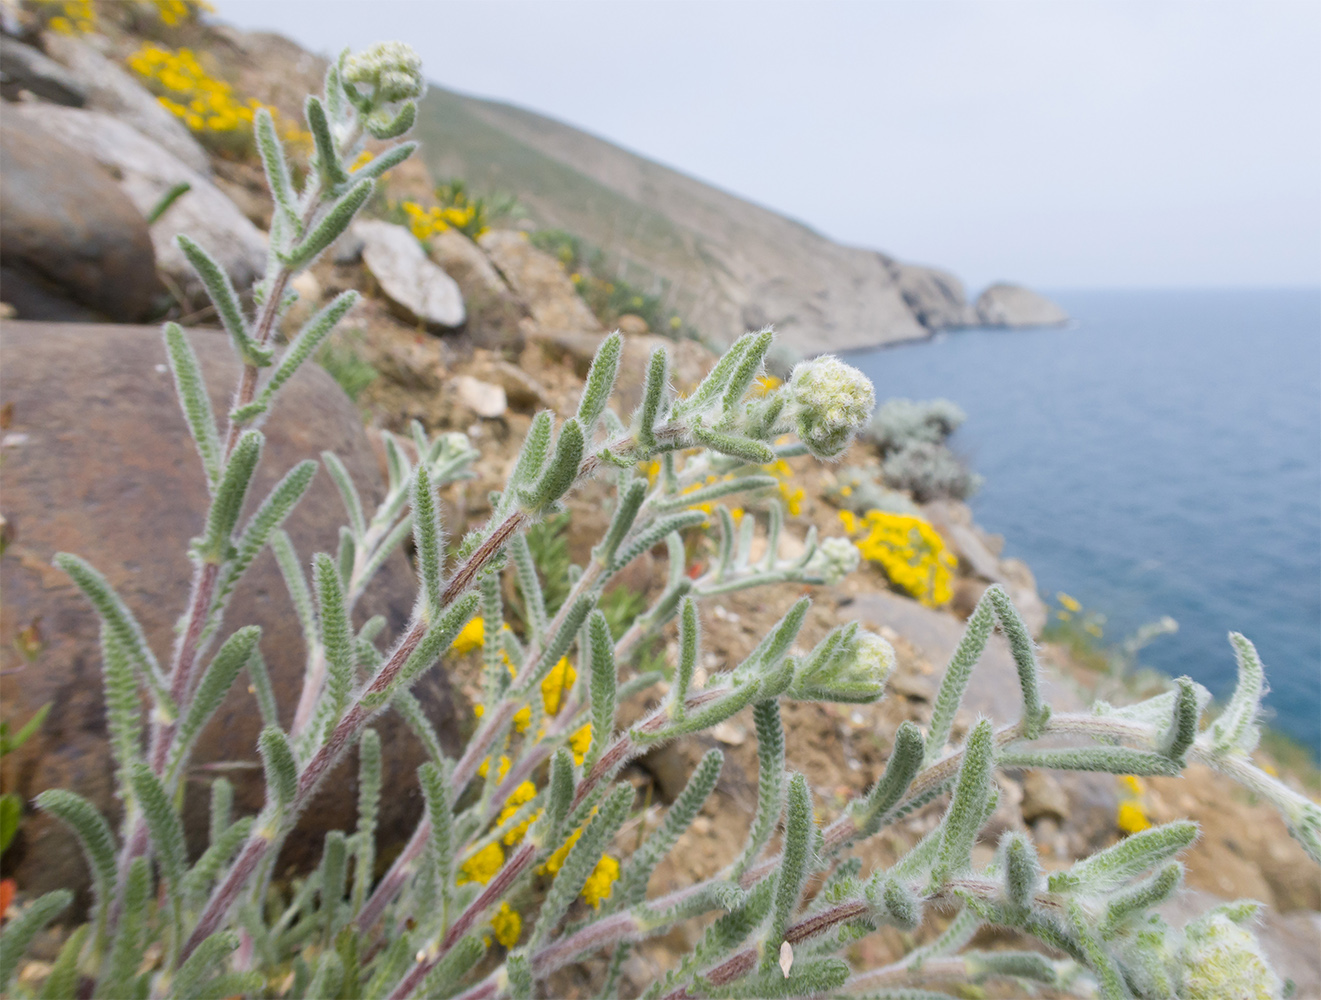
0, 321, 464, 906
43, 32, 211, 175
479, 229, 603, 335
0, 118, 162, 321
428, 228, 526, 351
354, 219, 465, 333
975, 282, 1069, 328
0, 36, 86, 106
5, 104, 266, 294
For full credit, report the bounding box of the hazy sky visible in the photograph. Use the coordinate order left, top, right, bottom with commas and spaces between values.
212, 0, 1320, 291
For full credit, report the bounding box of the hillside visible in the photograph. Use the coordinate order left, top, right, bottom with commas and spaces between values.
414, 85, 1057, 354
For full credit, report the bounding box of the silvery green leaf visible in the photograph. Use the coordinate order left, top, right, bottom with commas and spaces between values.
983, 586, 1047, 737
324, 450, 366, 540
999, 831, 1041, 912
734, 700, 784, 878
510, 410, 554, 490
315, 552, 354, 723
510, 532, 547, 643
653, 474, 778, 514
284, 178, 373, 269
363, 99, 416, 140
676, 330, 754, 417
1159, 676, 1199, 763
1049, 821, 1197, 894
577, 331, 622, 433
242, 291, 359, 421
182, 818, 253, 906
199, 430, 263, 564
164, 322, 221, 488
586, 611, 616, 768
396, 592, 480, 687
32, 791, 114, 927
168, 626, 261, 782
172, 931, 240, 1000
595, 478, 648, 566
254, 108, 296, 228
305, 95, 348, 186
259, 725, 299, 807
0, 889, 71, 990
37, 923, 87, 1000
521, 418, 584, 512
412, 464, 444, 618
209, 777, 233, 849
99, 625, 142, 798
997, 747, 1181, 776
611, 510, 707, 573
129, 762, 186, 917
418, 935, 483, 999
1211, 632, 1266, 755
926, 596, 994, 764
55, 553, 167, 705
353, 728, 382, 911
1099, 863, 1182, 937
635, 347, 669, 448
347, 141, 416, 184
691, 420, 775, 465
176, 235, 272, 367
768, 772, 814, 951
534, 783, 632, 946
853, 721, 924, 837
932, 719, 994, 886
721, 327, 774, 412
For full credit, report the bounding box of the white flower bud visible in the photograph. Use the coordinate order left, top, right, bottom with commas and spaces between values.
343, 42, 425, 103
1180, 913, 1283, 1000
808, 536, 861, 585
791, 625, 894, 703
787, 356, 876, 459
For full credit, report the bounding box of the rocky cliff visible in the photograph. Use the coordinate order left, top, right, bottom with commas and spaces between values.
414, 87, 1069, 354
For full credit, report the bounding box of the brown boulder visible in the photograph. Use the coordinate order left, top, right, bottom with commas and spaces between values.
0, 118, 162, 322
0, 322, 463, 905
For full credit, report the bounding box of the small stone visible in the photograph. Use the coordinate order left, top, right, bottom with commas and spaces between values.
356, 219, 465, 332
710, 721, 746, 746
616, 313, 649, 336
692, 816, 713, 835
453, 376, 506, 419
1021, 769, 1070, 824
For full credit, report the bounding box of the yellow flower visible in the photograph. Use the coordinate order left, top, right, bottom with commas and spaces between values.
512, 706, 533, 733
451, 616, 485, 654
540, 826, 583, 875
477, 755, 510, 781
457, 841, 504, 884
1057, 592, 1083, 614
498, 782, 540, 846
1117, 800, 1152, 835
489, 901, 521, 947
541, 657, 576, 716
1119, 775, 1145, 797
581, 855, 620, 909
569, 723, 592, 766
752, 374, 783, 398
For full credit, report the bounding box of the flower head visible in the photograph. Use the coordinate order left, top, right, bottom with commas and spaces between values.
786, 357, 875, 459
1180, 910, 1283, 1000
342, 42, 425, 103
790, 624, 894, 703
808, 536, 861, 585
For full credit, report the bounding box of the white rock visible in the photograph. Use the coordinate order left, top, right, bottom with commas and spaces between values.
452, 375, 506, 418
354, 219, 465, 331
7, 105, 266, 294
44, 33, 211, 174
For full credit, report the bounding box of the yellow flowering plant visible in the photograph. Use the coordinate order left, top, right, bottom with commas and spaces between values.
9, 40, 1318, 1000
840, 508, 957, 607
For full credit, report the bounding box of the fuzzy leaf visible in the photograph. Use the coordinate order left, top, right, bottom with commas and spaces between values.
577, 331, 622, 432
364, 100, 416, 140
854, 721, 924, 836
284, 178, 373, 269
259, 725, 299, 807
769, 772, 814, 950
509, 410, 554, 491
164, 323, 222, 487
242, 291, 360, 420
1049, 821, 1197, 894
214, 461, 318, 614
0, 889, 71, 989
305, 95, 348, 186
170, 626, 261, 780
691, 421, 776, 465
932, 719, 995, 886
254, 107, 296, 226
33, 790, 115, 921
412, 464, 444, 617
521, 418, 584, 512
315, 552, 354, 724
674, 597, 700, 718
199, 430, 263, 564
612, 510, 708, 572
348, 141, 416, 184
324, 450, 367, 540
129, 762, 186, 912
419, 761, 454, 915
1212, 632, 1267, 754
37, 924, 87, 1000
635, 347, 669, 448
734, 700, 785, 877
546, 747, 576, 839
172, 930, 240, 1000
586, 610, 617, 768
595, 478, 648, 567
926, 597, 993, 763
721, 327, 774, 412
176, 235, 271, 366
353, 729, 382, 911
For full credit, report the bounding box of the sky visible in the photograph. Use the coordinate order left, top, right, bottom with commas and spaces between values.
211, 0, 1321, 292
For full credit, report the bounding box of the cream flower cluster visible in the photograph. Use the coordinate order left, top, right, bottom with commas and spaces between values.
786, 356, 876, 459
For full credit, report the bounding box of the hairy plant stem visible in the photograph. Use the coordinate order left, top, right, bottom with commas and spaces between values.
182, 512, 526, 961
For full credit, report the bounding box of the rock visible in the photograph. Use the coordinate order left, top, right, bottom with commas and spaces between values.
43, 32, 210, 175
452, 375, 507, 419
921, 499, 1005, 583
1020, 769, 1070, 823
0, 36, 86, 106
472, 359, 548, 412
6, 104, 267, 295
428, 228, 525, 351
0, 321, 464, 906
479, 229, 602, 334
355, 219, 465, 332
975, 283, 1069, 328
883, 257, 978, 330
616, 313, 649, 337
0, 118, 162, 321
332, 231, 365, 265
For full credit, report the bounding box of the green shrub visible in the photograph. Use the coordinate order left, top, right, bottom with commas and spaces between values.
5, 41, 1317, 1000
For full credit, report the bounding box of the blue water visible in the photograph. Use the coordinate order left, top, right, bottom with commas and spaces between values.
849, 289, 1321, 755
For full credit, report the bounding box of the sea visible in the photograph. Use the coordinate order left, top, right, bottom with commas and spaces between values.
848, 288, 1321, 757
